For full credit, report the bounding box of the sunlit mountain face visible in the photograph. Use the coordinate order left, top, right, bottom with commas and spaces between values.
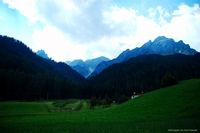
90, 36, 197, 77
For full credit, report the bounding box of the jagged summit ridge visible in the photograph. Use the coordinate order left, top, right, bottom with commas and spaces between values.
90, 36, 197, 78
141, 36, 196, 55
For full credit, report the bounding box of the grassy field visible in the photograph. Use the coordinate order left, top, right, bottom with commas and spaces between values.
0, 79, 200, 133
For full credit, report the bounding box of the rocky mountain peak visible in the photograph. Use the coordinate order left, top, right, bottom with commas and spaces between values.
36, 49, 49, 59
90, 36, 197, 77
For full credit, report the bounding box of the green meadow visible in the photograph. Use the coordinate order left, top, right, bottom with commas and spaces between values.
0, 79, 200, 133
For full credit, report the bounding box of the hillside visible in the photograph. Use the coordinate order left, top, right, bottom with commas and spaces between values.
89, 54, 200, 99
0, 35, 85, 100
0, 35, 85, 82
109, 78, 200, 119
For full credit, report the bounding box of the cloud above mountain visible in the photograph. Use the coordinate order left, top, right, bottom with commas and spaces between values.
1, 0, 200, 61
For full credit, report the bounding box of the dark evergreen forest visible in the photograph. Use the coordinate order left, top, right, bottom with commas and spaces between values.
0, 35, 87, 100
1, 35, 200, 101
89, 54, 200, 100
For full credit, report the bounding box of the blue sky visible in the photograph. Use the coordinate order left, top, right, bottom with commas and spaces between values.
0, 0, 200, 61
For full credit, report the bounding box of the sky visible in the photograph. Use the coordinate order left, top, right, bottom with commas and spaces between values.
0, 0, 200, 62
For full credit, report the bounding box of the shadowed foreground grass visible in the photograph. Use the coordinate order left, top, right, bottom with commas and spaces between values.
0, 79, 200, 133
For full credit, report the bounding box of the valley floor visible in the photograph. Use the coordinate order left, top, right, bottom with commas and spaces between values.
0, 79, 200, 133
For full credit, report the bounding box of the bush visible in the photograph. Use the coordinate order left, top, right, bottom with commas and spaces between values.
90, 96, 97, 109
161, 74, 177, 87
102, 95, 112, 108
117, 95, 128, 104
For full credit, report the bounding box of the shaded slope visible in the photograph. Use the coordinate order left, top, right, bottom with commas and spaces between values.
0, 35, 85, 82
89, 54, 200, 98
0, 35, 85, 100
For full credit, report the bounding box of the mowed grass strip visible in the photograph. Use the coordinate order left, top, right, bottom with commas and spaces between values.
0, 79, 200, 133
64, 100, 79, 108
79, 100, 89, 111
0, 102, 47, 116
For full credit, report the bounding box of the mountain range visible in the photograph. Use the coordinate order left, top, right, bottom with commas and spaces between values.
36, 36, 197, 78
1, 34, 200, 101
89, 36, 197, 77
35, 50, 109, 78
66, 56, 109, 78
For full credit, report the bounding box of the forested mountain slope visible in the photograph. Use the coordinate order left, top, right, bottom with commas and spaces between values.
0, 35, 85, 100
89, 54, 200, 99
0, 35, 85, 81
1, 35, 200, 101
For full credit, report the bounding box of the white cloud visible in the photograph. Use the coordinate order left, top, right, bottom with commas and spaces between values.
147, 6, 171, 25
2, 0, 200, 61
34, 0, 111, 43
162, 4, 200, 50
2, 0, 39, 23
33, 25, 86, 61
173, 3, 200, 16
103, 3, 200, 52
148, 8, 157, 18
103, 6, 138, 23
